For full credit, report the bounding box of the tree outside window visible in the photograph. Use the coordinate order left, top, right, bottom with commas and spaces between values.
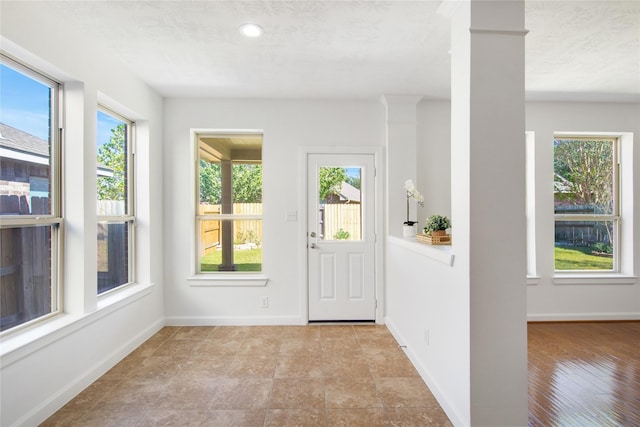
553, 137, 618, 271
97, 109, 134, 293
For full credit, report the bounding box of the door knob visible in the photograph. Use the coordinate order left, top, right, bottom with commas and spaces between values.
309, 232, 316, 237
309, 243, 317, 249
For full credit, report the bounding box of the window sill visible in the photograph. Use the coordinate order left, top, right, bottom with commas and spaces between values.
0, 282, 155, 367
187, 273, 269, 287
553, 274, 638, 285
387, 235, 455, 266
527, 276, 541, 285
97, 281, 155, 310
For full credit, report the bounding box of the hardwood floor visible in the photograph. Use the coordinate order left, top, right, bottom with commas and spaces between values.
528, 322, 640, 427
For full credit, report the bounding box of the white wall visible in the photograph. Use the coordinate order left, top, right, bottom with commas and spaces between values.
411, 100, 640, 323
385, 241, 468, 425
526, 102, 640, 320
163, 98, 385, 324
385, 99, 468, 426
0, 4, 165, 426
417, 100, 452, 222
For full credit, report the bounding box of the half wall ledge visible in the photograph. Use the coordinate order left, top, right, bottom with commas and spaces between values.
387, 235, 455, 266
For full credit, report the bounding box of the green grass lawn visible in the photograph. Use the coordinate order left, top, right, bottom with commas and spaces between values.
554, 246, 613, 270
201, 248, 262, 272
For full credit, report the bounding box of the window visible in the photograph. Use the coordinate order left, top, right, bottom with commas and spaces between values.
553, 136, 619, 272
196, 133, 263, 273
525, 132, 537, 279
97, 107, 134, 293
318, 167, 362, 241
0, 56, 61, 332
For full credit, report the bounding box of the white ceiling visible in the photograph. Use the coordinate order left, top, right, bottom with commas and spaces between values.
25, 1, 640, 102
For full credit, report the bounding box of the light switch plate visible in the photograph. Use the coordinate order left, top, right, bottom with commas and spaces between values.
285, 210, 297, 222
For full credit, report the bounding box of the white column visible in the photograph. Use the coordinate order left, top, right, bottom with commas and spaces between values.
64, 81, 98, 313
381, 95, 422, 237
449, 0, 528, 424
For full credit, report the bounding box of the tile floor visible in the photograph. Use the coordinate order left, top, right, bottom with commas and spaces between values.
42, 325, 452, 426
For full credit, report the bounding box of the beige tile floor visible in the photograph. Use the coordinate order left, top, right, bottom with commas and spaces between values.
42, 325, 452, 426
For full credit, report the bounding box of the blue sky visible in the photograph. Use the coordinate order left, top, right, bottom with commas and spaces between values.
1, 64, 51, 140
345, 167, 360, 178
97, 110, 123, 148
1, 63, 118, 147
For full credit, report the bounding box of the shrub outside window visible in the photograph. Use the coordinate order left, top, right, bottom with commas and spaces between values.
553, 136, 619, 272
0, 56, 61, 332
97, 107, 135, 293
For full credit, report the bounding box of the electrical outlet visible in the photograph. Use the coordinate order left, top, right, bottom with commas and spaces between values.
260, 296, 269, 308
424, 329, 430, 346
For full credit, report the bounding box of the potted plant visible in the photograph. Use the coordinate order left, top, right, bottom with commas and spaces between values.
423, 214, 451, 236
403, 179, 424, 237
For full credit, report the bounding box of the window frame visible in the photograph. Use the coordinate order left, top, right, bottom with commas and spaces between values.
194, 131, 263, 275
553, 134, 620, 273
0, 55, 63, 333
96, 105, 136, 294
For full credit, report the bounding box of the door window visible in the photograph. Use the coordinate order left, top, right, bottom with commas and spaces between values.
318, 167, 362, 241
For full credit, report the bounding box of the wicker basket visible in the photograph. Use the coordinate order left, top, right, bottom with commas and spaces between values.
416, 232, 451, 245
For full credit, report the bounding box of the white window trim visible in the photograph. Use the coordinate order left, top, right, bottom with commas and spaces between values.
96, 106, 136, 294
0, 55, 63, 335
187, 274, 269, 286
525, 131, 537, 280
190, 128, 266, 282
553, 274, 638, 285
552, 132, 635, 281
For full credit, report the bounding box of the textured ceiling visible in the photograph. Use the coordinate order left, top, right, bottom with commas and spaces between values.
526, 0, 640, 101
16, 1, 640, 101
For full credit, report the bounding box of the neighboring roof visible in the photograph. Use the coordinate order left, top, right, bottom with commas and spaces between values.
339, 182, 361, 203
0, 122, 113, 176
0, 122, 49, 158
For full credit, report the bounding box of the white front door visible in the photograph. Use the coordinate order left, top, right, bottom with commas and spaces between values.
307, 153, 376, 321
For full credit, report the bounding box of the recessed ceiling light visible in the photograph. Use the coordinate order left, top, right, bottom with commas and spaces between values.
239, 23, 264, 38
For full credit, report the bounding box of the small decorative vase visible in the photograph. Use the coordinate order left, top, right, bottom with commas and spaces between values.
403, 224, 417, 238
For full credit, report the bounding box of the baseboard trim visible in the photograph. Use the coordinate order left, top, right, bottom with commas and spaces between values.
527, 312, 640, 322
384, 316, 467, 427
16, 318, 164, 427
164, 315, 305, 326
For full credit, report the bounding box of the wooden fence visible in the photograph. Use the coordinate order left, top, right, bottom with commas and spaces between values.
96, 200, 129, 293
198, 202, 361, 256
554, 205, 612, 247
0, 196, 52, 332
199, 203, 263, 255
97, 200, 125, 215
322, 204, 362, 241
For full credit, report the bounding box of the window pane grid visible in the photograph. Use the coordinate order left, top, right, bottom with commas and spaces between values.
196, 133, 263, 273
97, 215, 136, 223
197, 214, 262, 221
96, 107, 134, 294
553, 136, 619, 272
554, 215, 619, 221
1, 56, 61, 333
